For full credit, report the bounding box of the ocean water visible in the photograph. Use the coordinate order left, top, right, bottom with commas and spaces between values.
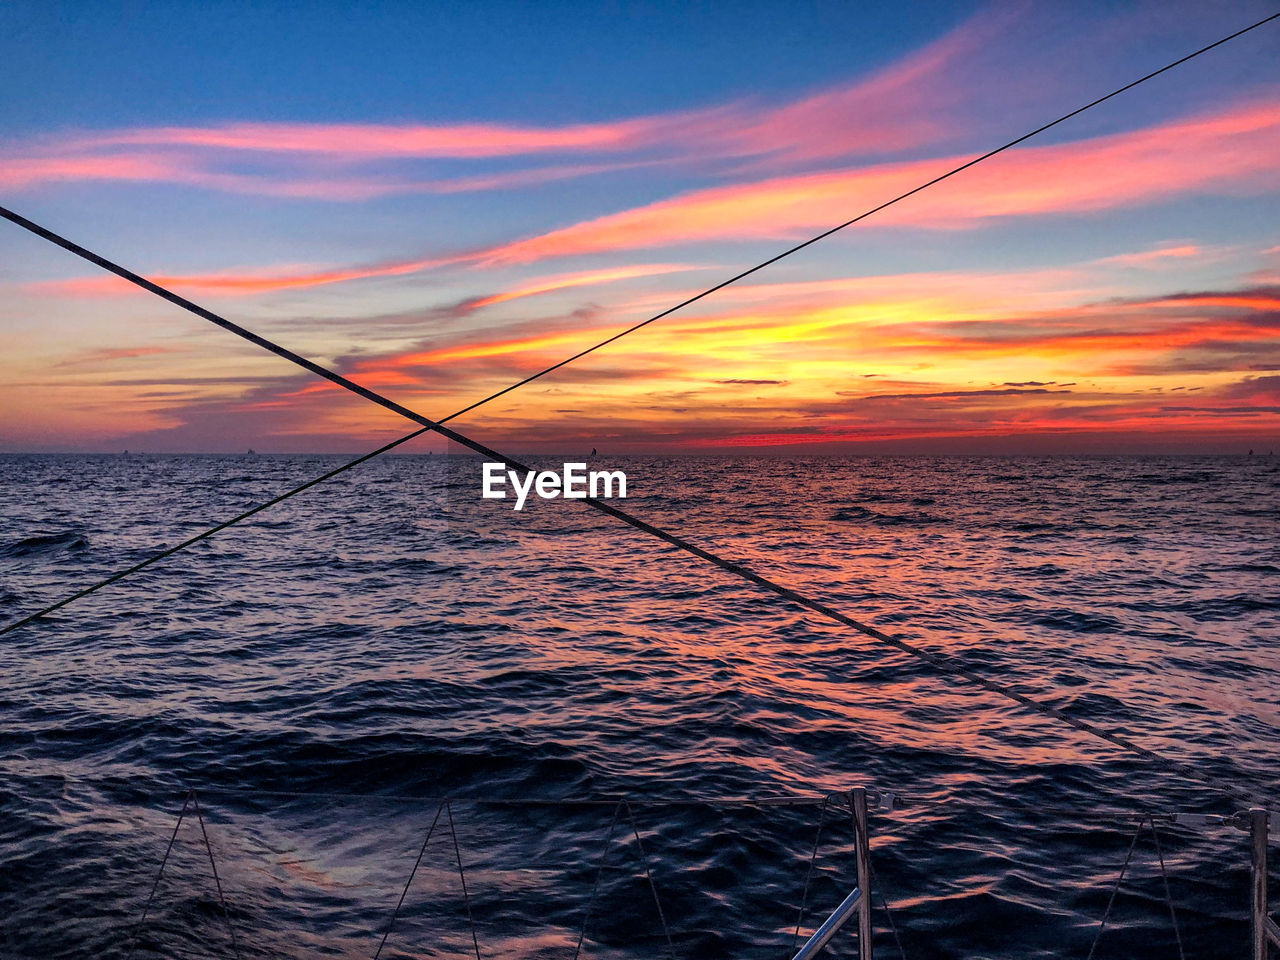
0, 452, 1276, 960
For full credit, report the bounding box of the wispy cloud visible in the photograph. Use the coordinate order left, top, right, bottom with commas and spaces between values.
0, 6, 1007, 201
46, 268, 1277, 453
42, 96, 1276, 298
52, 345, 183, 367
467, 263, 702, 309
1093, 243, 1206, 268
471, 99, 1280, 265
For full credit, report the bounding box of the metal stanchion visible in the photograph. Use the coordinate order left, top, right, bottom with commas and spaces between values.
1252, 808, 1278, 960
852, 788, 873, 960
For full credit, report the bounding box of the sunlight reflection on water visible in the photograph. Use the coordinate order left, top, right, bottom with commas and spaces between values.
0, 453, 1276, 958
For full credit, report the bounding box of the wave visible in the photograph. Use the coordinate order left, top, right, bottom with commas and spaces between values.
0, 532, 89, 559
830, 505, 946, 526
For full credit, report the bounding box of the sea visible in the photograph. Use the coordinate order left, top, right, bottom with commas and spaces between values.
1, 452, 1276, 960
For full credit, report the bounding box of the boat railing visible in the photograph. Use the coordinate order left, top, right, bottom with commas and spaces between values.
14, 777, 1269, 960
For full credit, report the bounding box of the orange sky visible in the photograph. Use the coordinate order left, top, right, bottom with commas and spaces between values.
1, 3, 1278, 454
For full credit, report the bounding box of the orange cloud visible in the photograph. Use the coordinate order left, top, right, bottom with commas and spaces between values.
54, 345, 183, 367
274, 273, 1280, 415
36, 259, 697, 304
17, 265, 1276, 453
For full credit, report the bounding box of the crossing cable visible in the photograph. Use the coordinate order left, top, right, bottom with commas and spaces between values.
1, 16, 1275, 798
1150, 819, 1186, 960
374, 800, 446, 960
791, 796, 830, 952
1086, 818, 1145, 960
0, 426, 429, 637
860, 819, 909, 960
0, 207, 1266, 805
446, 801, 483, 960
574, 800, 624, 960
192, 790, 244, 960
623, 800, 676, 960
124, 789, 193, 960
3, 9, 1278, 637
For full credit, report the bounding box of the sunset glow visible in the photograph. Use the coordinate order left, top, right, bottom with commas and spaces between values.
2, 2, 1277, 454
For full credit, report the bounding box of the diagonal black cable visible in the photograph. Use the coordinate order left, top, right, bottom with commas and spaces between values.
0, 427, 430, 636
1086, 817, 1145, 960
191, 790, 244, 960
374, 800, 446, 960
1150, 819, 1185, 960
0, 204, 1264, 802
623, 800, 676, 960
434, 9, 1280, 426
2, 14, 1275, 800
792, 796, 830, 951
445, 801, 483, 960
3, 10, 1275, 637
574, 800, 624, 960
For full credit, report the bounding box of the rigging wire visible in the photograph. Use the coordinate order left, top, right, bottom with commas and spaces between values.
191, 790, 244, 960
1, 14, 1276, 801
792, 796, 830, 951
373, 801, 446, 960
2, 10, 1276, 637
0, 200, 1261, 802
1085, 818, 1146, 960
125, 790, 193, 960
623, 800, 677, 960
574, 801, 625, 960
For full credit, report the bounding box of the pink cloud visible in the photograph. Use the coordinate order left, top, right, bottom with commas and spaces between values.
0, 154, 190, 190
33, 254, 466, 297
70, 115, 707, 159
468, 263, 701, 308
472, 99, 1280, 265
57, 11, 991, 169
30, 96, 1280, 301
1094, 244, 1205, 267
0, 9, 1003, 201
30, 97, 1280, 302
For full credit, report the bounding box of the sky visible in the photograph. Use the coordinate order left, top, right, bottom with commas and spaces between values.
1, 0, 1278, 455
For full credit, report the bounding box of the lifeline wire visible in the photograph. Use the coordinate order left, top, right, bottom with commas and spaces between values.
446, 801, 483, 960
0, 204, 1261, 801
4, 10, 1279, 636
623, 800, 676, 960
3, 15, 1276, 799
1150, 820, 1186, 960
